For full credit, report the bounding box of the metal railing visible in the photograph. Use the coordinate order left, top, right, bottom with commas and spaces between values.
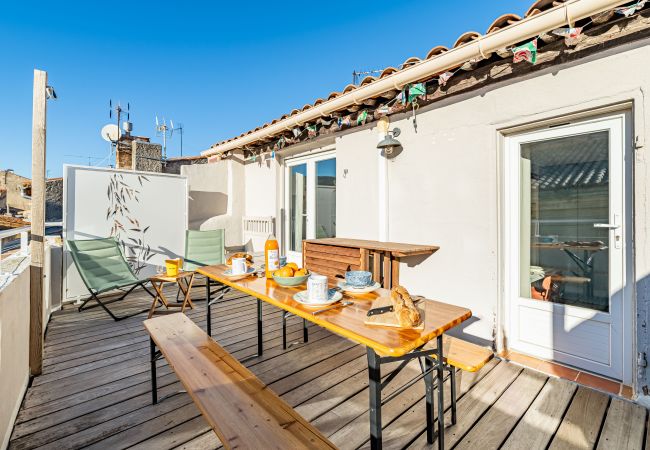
0, 221, 62, 267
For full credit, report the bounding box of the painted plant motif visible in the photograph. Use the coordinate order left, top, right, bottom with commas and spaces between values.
106, 173, 155, 274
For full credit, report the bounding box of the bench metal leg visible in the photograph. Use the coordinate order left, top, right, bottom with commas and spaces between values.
282, 311, 288, 350
436, 334, 445, 450
424, 356, 435, 444
150, 338, 158, 405
257, 298, 263, 356
450, 366, 457, 425
367, 348, 382, 450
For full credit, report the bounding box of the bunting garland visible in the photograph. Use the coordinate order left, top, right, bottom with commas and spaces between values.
306, 125, 318, 137
615, 0, 646, 17
512, 39, 538, 64
338, 115, 351, 128
553, 27, 583, 46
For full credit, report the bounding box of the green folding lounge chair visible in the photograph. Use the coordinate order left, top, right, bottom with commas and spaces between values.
68, 237, 156, 321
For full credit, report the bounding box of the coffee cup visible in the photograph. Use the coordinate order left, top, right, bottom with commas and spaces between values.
307, 274, 328, 302
231, 257, 247, 275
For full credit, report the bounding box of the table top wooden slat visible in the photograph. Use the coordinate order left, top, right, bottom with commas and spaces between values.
304, 238, 439, 257
144, 313, 336, 450
197, 265, 471, 357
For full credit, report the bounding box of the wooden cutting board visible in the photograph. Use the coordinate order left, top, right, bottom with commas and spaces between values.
363, 295, 425, 330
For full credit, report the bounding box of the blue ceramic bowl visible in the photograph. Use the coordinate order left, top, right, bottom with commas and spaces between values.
345, 270, 372, 287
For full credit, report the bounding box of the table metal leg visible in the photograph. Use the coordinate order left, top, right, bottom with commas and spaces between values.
450, 366, 457, 425
206, 277, 212, 336
436, 334, 445, 450
257, 298, 263, 356
150, 338, 158, 405
424, 356, 435, 444
303, 318, 309, 343
367, 348, 382, 450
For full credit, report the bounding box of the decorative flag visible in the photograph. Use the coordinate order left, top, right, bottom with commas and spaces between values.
306, 125, 317, 137
552, 27, 583, 46
438, 72, 453, 87
377, 105, 390, 115
338, 115, 351, 128
512, 39, 538, 64
357, 110, 368, 125
271, 150, 275, 159
408, 83, 426, 103
615, 0, 646, 17
292, 127, 301, 138
395, 89, 407, 105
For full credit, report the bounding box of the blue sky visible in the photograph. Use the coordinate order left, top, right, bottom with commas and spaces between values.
0, 0, 531, 178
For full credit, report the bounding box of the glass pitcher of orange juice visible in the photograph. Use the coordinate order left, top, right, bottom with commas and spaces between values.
265, 235, 280, 278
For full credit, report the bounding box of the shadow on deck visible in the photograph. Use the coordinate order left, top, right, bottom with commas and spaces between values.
8, 284, 649, 449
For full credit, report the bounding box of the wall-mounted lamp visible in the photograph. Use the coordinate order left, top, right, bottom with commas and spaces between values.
377, 128, 402, 157
45, 85, 57, 100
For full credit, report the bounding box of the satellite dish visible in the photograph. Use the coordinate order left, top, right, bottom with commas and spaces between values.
101, 124, 121, 142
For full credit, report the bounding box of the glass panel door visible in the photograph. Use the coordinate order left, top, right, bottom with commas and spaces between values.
520, 131, 610, 312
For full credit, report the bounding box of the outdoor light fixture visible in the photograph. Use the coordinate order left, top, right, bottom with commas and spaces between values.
45, 85, 57, 100
377, 128, 402, 156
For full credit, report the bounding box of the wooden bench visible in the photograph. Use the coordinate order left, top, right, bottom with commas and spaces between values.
144, 313, 335, 449
425, 335, 494, 425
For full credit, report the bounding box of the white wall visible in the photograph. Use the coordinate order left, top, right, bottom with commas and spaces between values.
182, 159, 245, 249
244, 157, 278, 218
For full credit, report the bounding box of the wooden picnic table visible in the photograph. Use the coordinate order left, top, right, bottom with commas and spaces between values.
197, 264, 471, 450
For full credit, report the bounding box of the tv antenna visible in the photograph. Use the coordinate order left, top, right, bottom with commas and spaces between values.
352, 69, 382, 85
106, 100, 132, 164
155, 116, 184, 158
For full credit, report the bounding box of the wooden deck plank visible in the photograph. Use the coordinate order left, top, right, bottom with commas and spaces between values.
549, 387, 610, 450
500, 377, 577, 450
454, 369, 547, 450
357, 360, 499, 450
596, 397, 647, 450
407, 360, 523, 449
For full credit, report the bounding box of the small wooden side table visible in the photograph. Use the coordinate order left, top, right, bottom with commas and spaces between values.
148, 271, 196, 319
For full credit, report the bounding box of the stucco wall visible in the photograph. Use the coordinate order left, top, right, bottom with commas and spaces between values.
0, 267, 30, 449
244, 158, 278, 218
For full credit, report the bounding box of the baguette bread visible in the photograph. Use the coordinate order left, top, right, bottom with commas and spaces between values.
390, 285, 421, 328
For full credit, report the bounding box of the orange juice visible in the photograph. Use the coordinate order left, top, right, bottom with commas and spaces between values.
264, 235, 280, 278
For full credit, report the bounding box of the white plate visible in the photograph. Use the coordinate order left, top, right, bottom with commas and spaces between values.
293, 290, 343, 307
223, 267, 256, 277
337, 281, 381, 294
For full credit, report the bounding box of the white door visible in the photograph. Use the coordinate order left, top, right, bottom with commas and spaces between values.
285, 153, 336, 263
504, 113, 632, 382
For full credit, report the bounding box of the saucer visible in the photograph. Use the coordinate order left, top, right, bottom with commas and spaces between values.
337, 281, 381, 294
293, 290, 343, 307
223, 267, 256, 277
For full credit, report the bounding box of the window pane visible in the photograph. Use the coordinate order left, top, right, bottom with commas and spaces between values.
316, 159, 336, 239
520, 131, 610, 312
289, 164, 307, 252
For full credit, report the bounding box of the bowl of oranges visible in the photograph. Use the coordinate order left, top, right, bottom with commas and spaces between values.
273, 262, 311, 287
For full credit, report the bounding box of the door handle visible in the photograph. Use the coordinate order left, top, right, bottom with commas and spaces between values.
593, 223, 621, 229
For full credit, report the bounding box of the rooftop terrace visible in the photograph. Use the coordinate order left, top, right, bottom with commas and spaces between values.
8, 285, 648, 449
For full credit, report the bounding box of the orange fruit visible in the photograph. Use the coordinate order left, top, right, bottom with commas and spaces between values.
276, 266, 294, 277
286, 262, 299, 271
294, 269, 308, 277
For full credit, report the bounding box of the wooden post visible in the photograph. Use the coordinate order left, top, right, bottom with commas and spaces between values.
30, 69, 47, 376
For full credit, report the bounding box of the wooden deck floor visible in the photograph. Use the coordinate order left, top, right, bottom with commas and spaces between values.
8, 284, 650, 450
